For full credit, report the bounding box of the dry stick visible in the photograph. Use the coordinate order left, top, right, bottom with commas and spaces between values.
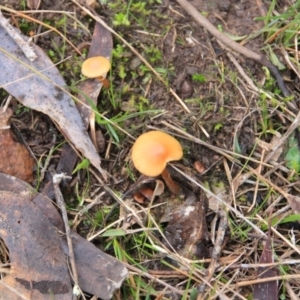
236, 273, 300, 287
175, 0, 290, 98
0, 281, 28, 300
247, 148, 265, 212
197, 210, 228, 297
285, 281, 299, 300
123, 262, 185, 296
0, 10, 37, 61
53, 174, 80, 299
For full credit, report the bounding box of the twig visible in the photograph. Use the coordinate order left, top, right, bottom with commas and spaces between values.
175, 0, 291, 98
197, 210, 228, 297
0, 280, 28, 300
53, 174, 81, 299
78, 191, 105, 216
123, 262, 186, 296
40, 137, 57, 182
0, 10, 37, 61
157, 121, 272, 167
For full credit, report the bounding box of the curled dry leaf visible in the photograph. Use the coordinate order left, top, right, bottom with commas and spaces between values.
0, 191, 72, 300
163, 191, 210, 259
133, 191, 146, 204
0, 26, 105, 178
140, 187, 155, 199
0, 108, 34, 183
133, 179, 164, 204
194, 161, 206, 174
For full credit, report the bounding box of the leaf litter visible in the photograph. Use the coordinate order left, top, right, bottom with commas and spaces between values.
0, 172, 128, 300
0, 25, 106, 179
253, 229, 278, 300
0, 107, 34, 183
1, 0, 299, 297
0, 190, 72, 300
0, 12, 128, 299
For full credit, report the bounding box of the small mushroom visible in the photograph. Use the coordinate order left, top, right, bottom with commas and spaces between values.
131, 131, 183, 194
81, 56, 111, 87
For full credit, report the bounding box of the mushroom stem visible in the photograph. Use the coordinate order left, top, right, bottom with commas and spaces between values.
95, 76, 110, 88
161, 168, 181, 195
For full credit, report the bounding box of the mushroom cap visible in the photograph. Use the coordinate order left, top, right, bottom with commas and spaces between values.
81, 56, 111, 78
131, 131, 183, 177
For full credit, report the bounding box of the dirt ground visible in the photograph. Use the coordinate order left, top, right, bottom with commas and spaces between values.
1, 0, 299, 299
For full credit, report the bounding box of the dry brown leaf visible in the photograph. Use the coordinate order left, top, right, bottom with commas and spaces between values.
253, 230, 278, 300
0, 173, 128, 300
0, 108, 34, 183
163, 192, 210, 259
0, 26, 105, 178
0, 191, 72, 300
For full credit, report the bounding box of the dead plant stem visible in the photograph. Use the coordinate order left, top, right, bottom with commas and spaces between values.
53, 174, 81, 299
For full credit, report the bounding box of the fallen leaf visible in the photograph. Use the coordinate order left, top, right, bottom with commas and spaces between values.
0, 108, 34, 183
253, 231, 278, 300
0, 191, 72, 300
0, 172, 128, 300
0, 26, 105, 178
26, 0, 41, 9
163, 191, 210, 259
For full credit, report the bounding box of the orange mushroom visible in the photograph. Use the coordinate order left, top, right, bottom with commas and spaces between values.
81, 56, 111, 87
131, 131, 183, 194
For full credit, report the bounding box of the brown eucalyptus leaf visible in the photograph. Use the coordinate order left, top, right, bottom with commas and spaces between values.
0, 173, 128, 300
0, 108, 34, 183
0, 26, 105, 178
253, 231, 278, 300
0, 191, 72, 300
